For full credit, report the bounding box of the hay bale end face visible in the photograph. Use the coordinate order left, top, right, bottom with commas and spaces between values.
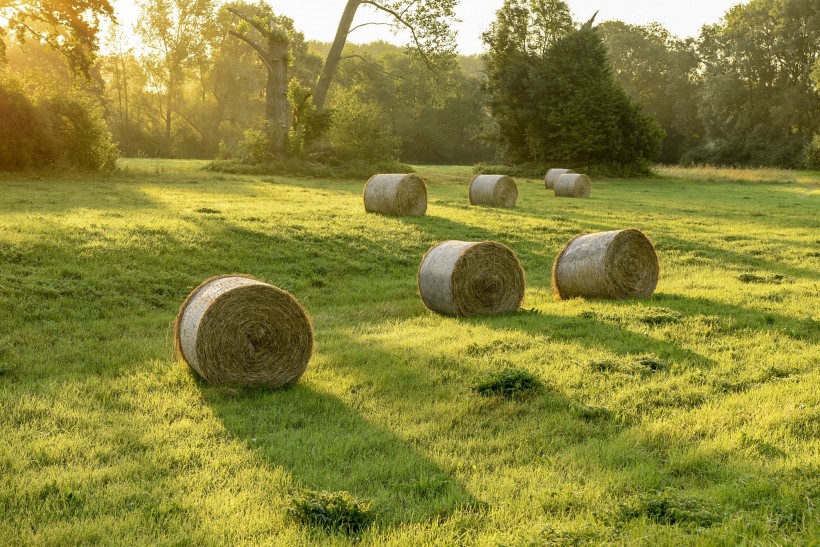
469, 175, 518, 208
554, 173, 591, 198
552, 229, 659, 300
545, 168, 573, 190
175, 275, 313, 387
363, 173, 427, 216
418, 240, 525, 316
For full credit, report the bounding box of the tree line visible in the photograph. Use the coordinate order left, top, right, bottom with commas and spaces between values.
0, 0, 818, 171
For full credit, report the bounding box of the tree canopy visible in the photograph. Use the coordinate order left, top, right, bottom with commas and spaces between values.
0, 0, 114, 77
483, 0, 663, 170
692, 0, 820, 167
312, 0, 458, 111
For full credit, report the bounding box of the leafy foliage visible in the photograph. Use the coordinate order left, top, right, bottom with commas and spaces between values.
599, 22, 702, 164
803, 134, 820, 168
135, 0, 215, 156
690, 0, 820, 167
326, 87, 401, 162
328, 45, 493, 164
288, 490, 373, 534
482, 0, 663, 169
312, 0, 459, 111
0, 0, 114, 77
0, 69, 118, 171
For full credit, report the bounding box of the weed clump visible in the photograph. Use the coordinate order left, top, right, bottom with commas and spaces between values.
473, 368, 541, 397
633, 354, 668, 372
621, 490, 724, 527
288, 490, 373, 535
636, 308, 682, 326
738, 273, 786, 284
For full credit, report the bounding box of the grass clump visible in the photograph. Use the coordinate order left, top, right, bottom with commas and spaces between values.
473, 368, 541, 398
620, 490, 724, 528
288, 490, 373, 535
738, 273, 786, 284
636, 308, 682, 326
633, 354, 668, 372
568, 402, 612, 422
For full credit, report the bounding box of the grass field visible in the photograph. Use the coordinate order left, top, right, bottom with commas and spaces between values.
1, 160, 818, 545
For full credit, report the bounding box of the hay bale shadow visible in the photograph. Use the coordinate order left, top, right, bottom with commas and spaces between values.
203, 384, 482, 527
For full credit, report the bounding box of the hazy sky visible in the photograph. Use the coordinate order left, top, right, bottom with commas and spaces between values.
113, 0, 747, 55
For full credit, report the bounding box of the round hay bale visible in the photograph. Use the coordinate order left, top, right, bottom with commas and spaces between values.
418, 240, 525, 316
552, 229, 659, 300
174, 275, 313, 387
363, 173, 427, 216
554, 173, 591, 198
469, 175, 518, 208
545, 168, 573, 190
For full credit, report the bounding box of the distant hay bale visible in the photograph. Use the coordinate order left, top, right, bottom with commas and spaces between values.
554, 173, 591, 198
469, 175, 518, 208
363, 174, 427, 216
545, 168, 573, 190
552, 229, 659, 300
418, 240, 525, 316
174, 275, 313, 387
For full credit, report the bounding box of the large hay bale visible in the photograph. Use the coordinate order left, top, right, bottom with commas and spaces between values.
552, 229, 659, 300
175, 275, 313, 387
545, 168, 573, 190
418, 240, 525, 316
363, 173, 427, 216
554, 173, 591, 198
469, 175, 518, 208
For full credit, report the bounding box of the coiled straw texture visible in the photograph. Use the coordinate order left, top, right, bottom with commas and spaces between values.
554, 173, 591, 198
545, 168, 573, 190
418, 240, 525, 316
552, 229, 659, 300
175, 275, 313, 387
469, 175, 518, 208
364, 174, 427, 216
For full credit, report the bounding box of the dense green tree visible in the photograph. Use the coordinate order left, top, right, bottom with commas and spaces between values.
693, 0, 820, 167
599, 22, 702, 163
483, 0, 663, 168
482, 0, 572, 163
0, 0, 114, 77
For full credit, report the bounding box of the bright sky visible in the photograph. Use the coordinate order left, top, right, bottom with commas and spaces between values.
112, 0, 747, 55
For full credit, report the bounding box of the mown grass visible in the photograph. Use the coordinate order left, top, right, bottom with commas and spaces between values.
0, 160, 818, 545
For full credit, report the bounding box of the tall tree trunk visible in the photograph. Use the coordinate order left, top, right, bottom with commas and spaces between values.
165, 90, 172, 156
229, 8, 291, 159
312, 0, 360, 111
267, 36, 289, 157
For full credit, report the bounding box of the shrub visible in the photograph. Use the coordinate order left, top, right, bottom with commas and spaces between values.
803, 134, 820, 169
235, 129, 273, 164
0, 68, 118, 171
